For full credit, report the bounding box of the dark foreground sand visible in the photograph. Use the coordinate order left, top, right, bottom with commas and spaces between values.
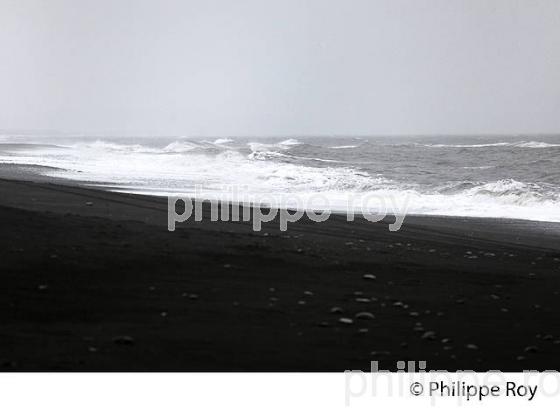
1, 176, 560, 371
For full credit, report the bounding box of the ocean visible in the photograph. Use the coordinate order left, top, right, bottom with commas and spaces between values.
1, 134, 559, 222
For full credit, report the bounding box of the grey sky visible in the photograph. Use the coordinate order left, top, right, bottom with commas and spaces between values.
1, 0, 559, 136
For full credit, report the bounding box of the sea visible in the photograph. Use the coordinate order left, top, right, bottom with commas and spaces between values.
1, 134, 559, 222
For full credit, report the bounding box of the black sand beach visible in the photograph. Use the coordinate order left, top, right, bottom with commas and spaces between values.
1, 175, 560, 371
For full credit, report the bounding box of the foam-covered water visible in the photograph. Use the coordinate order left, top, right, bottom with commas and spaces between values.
0, 134, 559, 222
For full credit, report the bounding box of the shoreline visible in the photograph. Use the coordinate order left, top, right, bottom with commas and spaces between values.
1, 175, 560, 370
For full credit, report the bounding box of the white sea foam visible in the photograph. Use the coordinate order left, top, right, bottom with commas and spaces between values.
164, 141, 204, 153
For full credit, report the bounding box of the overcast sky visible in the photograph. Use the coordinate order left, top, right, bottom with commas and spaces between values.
1, 0, 559, 137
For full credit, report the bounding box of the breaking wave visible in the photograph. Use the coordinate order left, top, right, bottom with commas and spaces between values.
0, 137, 559, 222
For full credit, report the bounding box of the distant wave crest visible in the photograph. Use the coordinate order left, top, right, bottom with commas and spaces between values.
425, 141, 560, 149
213, 138, 233, 145
278, 138, 301, 146
514, 141, 560, 148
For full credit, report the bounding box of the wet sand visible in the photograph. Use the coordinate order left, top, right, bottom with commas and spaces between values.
1, 176, 560, 371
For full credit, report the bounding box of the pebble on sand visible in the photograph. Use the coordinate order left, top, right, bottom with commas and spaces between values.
362, 274, 376, 280
355, 298, 371, 303
160, 311, 168, 317
355, 312, 375, 320
465, 344, 479, 350
188, 294, 199, 300
524, 346, 538, 353
37, 284, 48, 291
339, 317, 354, 325
330, 307, 344, 314
303, 291, 314, 296
112, 336, 135, 346
358, 328, 369, 334
421, 331, 436, 340
297, 300, 306, 305
85, 201, 93, 206
409, 311, 420, 317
